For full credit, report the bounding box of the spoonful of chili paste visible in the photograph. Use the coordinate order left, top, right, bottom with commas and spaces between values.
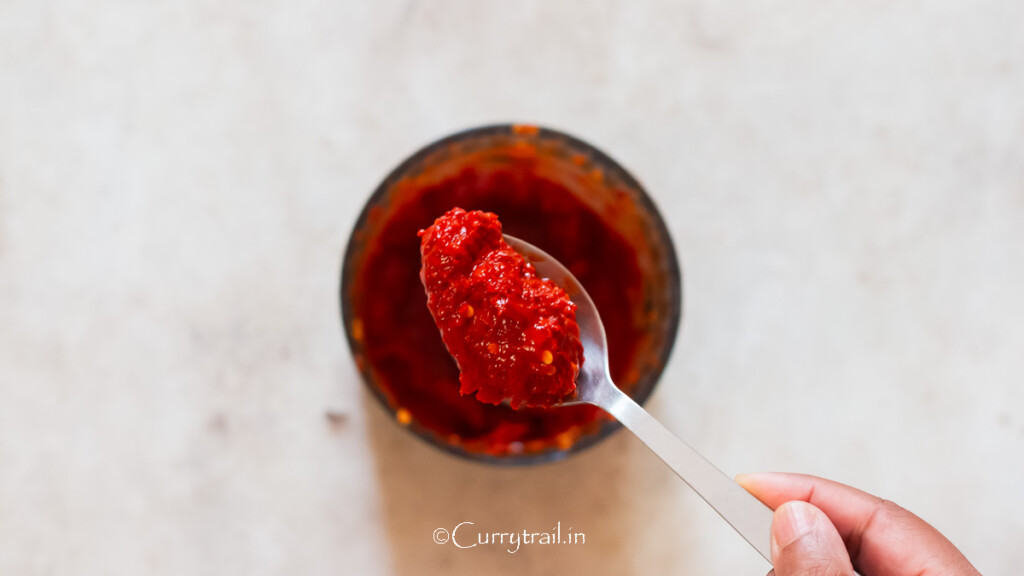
418, 207, 583, 409
419, 206, 778, 568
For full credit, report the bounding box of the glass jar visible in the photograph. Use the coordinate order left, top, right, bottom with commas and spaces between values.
340, 124, 682, 464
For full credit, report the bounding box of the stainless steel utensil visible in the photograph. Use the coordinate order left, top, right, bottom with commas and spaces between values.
506, 234, 774, 564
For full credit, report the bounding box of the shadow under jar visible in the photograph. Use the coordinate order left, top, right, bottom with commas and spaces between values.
341, 124, 682, 465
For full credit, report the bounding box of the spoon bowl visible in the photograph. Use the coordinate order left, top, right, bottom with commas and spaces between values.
502, 235, 615, 409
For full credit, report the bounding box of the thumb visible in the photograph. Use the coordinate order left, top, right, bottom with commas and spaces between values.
770, 501, 855, 576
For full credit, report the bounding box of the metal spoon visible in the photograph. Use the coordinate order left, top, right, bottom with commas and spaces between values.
505, 234, 775, 564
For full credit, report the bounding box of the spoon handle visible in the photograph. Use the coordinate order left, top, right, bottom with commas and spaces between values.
600, 385, 775, 563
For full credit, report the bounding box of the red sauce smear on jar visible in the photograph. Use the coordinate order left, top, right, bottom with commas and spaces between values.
419, 208, 583, 408
350, 154, 646, 456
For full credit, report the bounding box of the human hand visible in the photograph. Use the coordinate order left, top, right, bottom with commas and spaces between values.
736, 472, 980, 576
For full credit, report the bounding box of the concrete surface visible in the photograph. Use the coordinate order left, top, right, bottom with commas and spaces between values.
1, 1, 1022, 574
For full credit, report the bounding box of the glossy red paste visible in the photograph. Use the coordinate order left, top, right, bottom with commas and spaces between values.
350, 154, 644, 455
419, 208, 583, 408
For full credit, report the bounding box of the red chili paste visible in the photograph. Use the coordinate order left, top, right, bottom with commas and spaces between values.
419, 208, 583, 408
350, 154, 644, 455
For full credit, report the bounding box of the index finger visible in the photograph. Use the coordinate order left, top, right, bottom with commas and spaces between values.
736, 472, 979, 576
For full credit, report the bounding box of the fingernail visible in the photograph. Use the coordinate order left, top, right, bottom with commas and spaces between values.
734, 473, 762, 493
771, 501, 816, 559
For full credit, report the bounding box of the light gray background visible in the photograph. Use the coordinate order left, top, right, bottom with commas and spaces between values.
1, 1, 1021, 574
